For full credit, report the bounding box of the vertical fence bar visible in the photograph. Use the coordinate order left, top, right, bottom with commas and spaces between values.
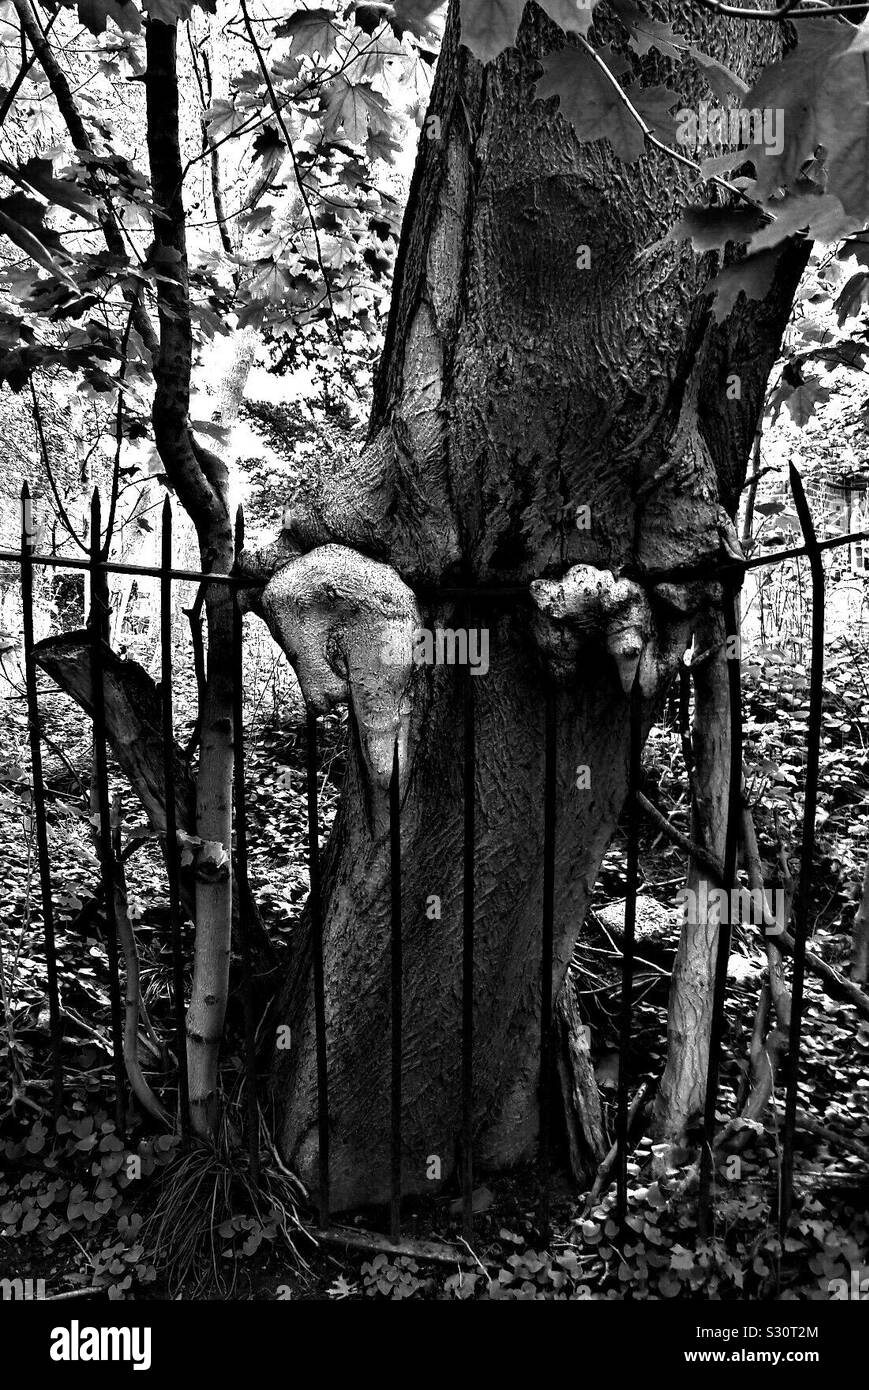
89, 489, 126, 1137
781, 463, 825, 1234
615, 671, 643, 1228
461, 647, 475, 1245
538, 682, 557, 1241
678, 664, 694, 785
305, 707, 329, 1226
698, 581, 743, 1232
389, 740, 402, 1243
20, 484, 63, 1117
231, 506, 259, 1184
160, 499, 190, 1137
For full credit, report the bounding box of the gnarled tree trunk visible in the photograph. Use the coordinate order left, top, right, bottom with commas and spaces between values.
245, 3, 809, 1211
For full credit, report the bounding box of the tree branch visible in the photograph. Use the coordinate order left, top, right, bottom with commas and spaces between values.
144, 17, 230, 556
10, 0, 158, 360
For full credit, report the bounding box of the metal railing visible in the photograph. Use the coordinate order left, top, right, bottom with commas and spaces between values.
0, 462, 857, 1249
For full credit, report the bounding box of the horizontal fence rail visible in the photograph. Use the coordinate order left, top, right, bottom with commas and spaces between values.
2, 469, 841, 1249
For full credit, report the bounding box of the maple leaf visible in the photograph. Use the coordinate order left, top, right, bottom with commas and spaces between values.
75, 0, 141, 35
366, 127, 404, 164
783, 377, 831, 427
669, 205, 765, 252
537, 0, 600, 40
745, 19, 869, 227
835, 271, 869, 326
204, 98, 249, 141
274, 8, 341, 60
459, 0, 524, 64
748, 192, 847, 254
325, 79, 393, 147
0, 193, 78, 290
392, 0, 445, 42
706, 248, 781, 323
611, 0, 685, 61
0, 157, 98, 222
624, 83, 681, 150
251, 125, 286, 185
537, 48, 677, 162
687, 47, 747, 103
141, 0, 216, 21
839, 232, 869, 270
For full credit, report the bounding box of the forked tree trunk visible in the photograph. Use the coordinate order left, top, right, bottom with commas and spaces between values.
247, 3, 808, 1210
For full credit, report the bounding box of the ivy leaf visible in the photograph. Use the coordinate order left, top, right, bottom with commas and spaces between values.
706, 247, 781, 323
274, 8, 341, 59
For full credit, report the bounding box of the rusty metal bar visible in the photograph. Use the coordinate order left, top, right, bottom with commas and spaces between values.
698, 582, 743, 1232
20, 484, 63, 1117
461, 652, 475, 1245
389, 739, 403, 1243
305, 707, 329, 1226
538, 682, 557, 1241
232, 505, 260, 1184
88, 489, 126, 1137
160, 498, 190, 1137
780, 463, 825, 1234
616, 670, 643, 1228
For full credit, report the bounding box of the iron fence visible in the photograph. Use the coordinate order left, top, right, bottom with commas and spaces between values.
0, 462, 860, 1252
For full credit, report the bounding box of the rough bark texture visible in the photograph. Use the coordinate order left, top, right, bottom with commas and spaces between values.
654, 608, 730, 1148
34, 633, 196, 835
146, 19, 236, 1136
245, 2, 810, 1210
851, 850, 869, 984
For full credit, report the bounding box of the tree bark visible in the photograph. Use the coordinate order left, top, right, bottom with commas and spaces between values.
146, 19, 236, 1138
851, 850, 869, 984
245, 2, 809, 1211
654, 609, 730, 1150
